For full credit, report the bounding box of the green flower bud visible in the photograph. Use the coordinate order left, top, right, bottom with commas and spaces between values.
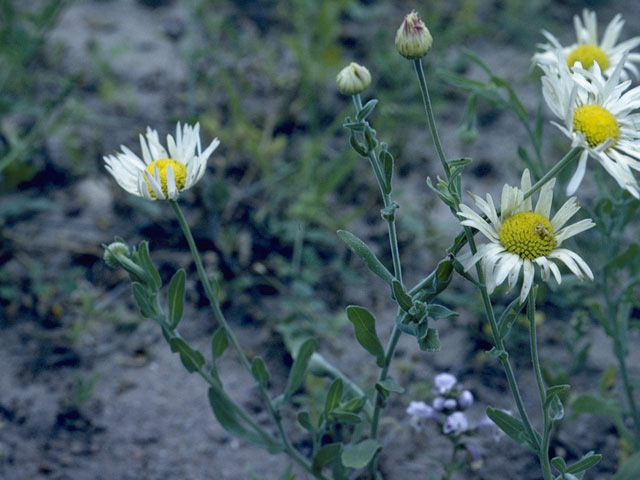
336, 62, 371, 95
103, 241, 131, 268
395, 11, 433, 59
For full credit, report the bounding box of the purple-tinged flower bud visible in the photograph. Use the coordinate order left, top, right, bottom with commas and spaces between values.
443, 398, 457, 410
443, 411, 468, 435
434, 373, 457, 394
395, 10, 433, 59
432, 396, 445, 411
406, 401, 436, 419
458, 390, 474, 409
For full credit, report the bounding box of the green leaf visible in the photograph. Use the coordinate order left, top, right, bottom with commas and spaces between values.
376, 377, 404, 394
356, 99, 378, 121
427, 304, 457, 319
418, 328, 440, 352
380, 149, 393, 194
342, 396, 366, 413
167, 269, 186, 329
131, 282, 157, 319
566, 452, 602, 475
330, 409, 362, 424
343, 120, 366, 131
486, 407, 538, 451
432, 257, 454, 295
545, 385, 570, 405
613, 451, 640, 480
324, 379, 344, 418
337, 230, 393, 285
341, 439, 381, 469
211, 327, 229, 361
251, 356, 270, 387
137, 241, 161, 291
208, 387, 282, 454
169, 338, 205, 373
486, 347, 508, 360
349, 132, 367, 156
392, 280, 413, 312
551, 457, 567, 474
284, 338, 317, 399
297, 411, 314, 432
312, 443, 342, 473
346, 306, 385, 367
548, 395, 564, 422
497, 297, 526, 339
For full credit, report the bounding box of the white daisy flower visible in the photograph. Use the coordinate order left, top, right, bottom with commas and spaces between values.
458, 170, 595, 303
541, 53, 640, 198
533, 9, 640, 79
104, 122, 220, 201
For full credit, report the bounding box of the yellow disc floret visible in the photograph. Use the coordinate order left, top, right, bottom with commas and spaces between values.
498, 212, 555, 260
144, 158, 187, 198
566, 44, 610, 71
572, 104, 620, 148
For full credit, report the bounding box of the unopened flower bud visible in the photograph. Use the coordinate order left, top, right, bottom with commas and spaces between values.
103, 241, 131, 268
434, 373, 457, 394
443, 411, 468, 435
395, 11, 433, 59
458, 390, 474, 409
336, 62, 371, 95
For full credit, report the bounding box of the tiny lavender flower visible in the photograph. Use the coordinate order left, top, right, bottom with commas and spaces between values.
406, 401, 437, 419
432, 396, 445, 411
443, 411, 468, 435
443, 398, 457, 410
434, 373, 457, 394
458, 390, 474, 409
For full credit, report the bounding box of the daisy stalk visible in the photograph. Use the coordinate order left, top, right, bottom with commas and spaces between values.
406, 41, 595, 480
348, 92, 404, 476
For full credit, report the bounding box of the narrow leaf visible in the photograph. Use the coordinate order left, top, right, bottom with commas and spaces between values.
356, 99, 378, 121
346, 306, 385, 367
337, 230, 393, 284
341, 439, 381, 469
324, 379, 344, 419
251, 356, 270, 387
330, 409, 362, 424
376, 377, 404, 394
211, 327, 229, 361
498, 297, 526, 339
131, 282, 156, 319
297, 411, 314, 432
545, 385, 570, 406
392, 280, 413, 312
167, 269, 186, 329
312, 443, 342, 473
380, 149, 393, 194
169, 337, 205, 373
208, 387, 282, 453
427, 304, 457, 319
486, 407, 538, 451
285, 338, 317, 399
566, 452, 602, 475
137, 241, 161, 290
551, 457, 567, 474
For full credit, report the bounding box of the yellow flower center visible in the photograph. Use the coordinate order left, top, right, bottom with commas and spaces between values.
144, 158, 187, 198
498, 212, 555, 260
566, 44, 610, 71
572, 105, 620, 148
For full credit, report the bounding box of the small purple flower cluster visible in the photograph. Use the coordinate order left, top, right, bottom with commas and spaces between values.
406, 373, 475, 435
406, 373, 503, 442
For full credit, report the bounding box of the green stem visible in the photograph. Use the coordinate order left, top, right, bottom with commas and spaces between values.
522, 147, 582, 200
528, 288, 553, 480
412, 63, 541, 451
413, 59, 451, 178
351, 94, 405, 479
170, 201, 327, 479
